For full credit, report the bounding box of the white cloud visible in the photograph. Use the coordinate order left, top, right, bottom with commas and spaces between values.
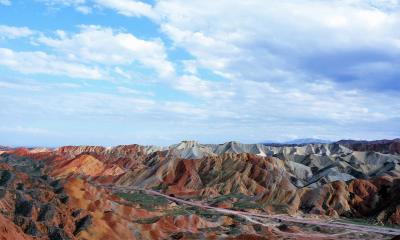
39, 0, 92, 14
39, 0, 158, 19
182, 60, 198, 75
0, 89, 210, 120
0, 0, 11, 6
39, 0, 86, 7
94, 0, 158, 20
0, 48, 104, 79
0, 25, 34, 39
162, 101, 207, 117
76, 5, 92, 14
0, 24, 175, 82
0, 126, 52, 135
37, 25, 174, 77
0, 81, 44, 91
3, 0, 400, 143
174, 75, 234, 99
0, 79, 82, 91
116, 86, 154, 96
150, 0, 400, 127
41, 0, 86, 4
156, 0, 400, 81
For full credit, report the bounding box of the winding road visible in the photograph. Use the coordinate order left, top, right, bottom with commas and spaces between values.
95, 183, 400, 237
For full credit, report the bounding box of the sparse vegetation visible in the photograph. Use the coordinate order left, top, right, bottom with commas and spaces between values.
163, 206, 222, 222
207, 193, 252, 205
163, 207, 192, 216
192, 207, 222, 221
116, 191, 169, 210
151, 183, 168, 192
226, 226, 241, 235
232, 200, 263, 210
207, 193, 263, 211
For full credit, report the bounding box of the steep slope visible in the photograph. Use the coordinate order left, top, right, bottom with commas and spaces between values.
0, 153, 94, 240
2, 140, 400, 238
337, 139, 400, 155
51, 154, 124, 179
0, 214, 33, 240
168, 140, 216, 159
16, 141, 399, 188
3, 152, 371, 240
208, 142, 269, 156
116, 153, 298, 211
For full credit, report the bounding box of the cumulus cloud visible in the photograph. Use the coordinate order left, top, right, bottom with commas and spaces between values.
37, 25, 174, 77
94, 0, 158, 20
173, 75, 234, 99
155, 0, 400, 90
35, 0, 400, 89
38, 0, 92, 13
147, 0, 400, 139
75, 5, 91, 14
0, 24, 174, 80
40, 0, 157, 19
2, 0, 400, 144
0, 25, 34, 39
0, 48, 104, 79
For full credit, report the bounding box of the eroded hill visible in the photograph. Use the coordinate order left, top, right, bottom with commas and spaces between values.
1, 141, 400, 239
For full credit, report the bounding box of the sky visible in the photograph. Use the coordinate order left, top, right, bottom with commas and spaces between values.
0, 0, 400, 147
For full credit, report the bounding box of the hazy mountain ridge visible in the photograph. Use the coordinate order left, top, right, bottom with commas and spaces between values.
282, 138, 332, 144
0, 145, 12, 150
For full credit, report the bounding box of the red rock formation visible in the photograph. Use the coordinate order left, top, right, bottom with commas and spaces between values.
0, 154, 97, 239
2, 145, 400, 239
0, 215, 32, 240
299, 181, 350, 217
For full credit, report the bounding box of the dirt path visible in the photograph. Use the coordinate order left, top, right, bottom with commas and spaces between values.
97, 183, 400, 237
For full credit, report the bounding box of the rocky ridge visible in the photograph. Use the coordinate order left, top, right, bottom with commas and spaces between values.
1, 140, 400, 239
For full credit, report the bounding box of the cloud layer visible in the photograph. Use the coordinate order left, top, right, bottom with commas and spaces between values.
0, 0, 399, 145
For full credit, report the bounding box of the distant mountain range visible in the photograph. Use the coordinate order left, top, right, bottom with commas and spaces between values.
282, 138, 332, 145
261, 138, 400, 155
0, 145, 11, 150
262, 138, 332, 145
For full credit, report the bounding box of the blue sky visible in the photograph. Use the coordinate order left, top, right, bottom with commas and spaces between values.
0, 0, 399, 146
